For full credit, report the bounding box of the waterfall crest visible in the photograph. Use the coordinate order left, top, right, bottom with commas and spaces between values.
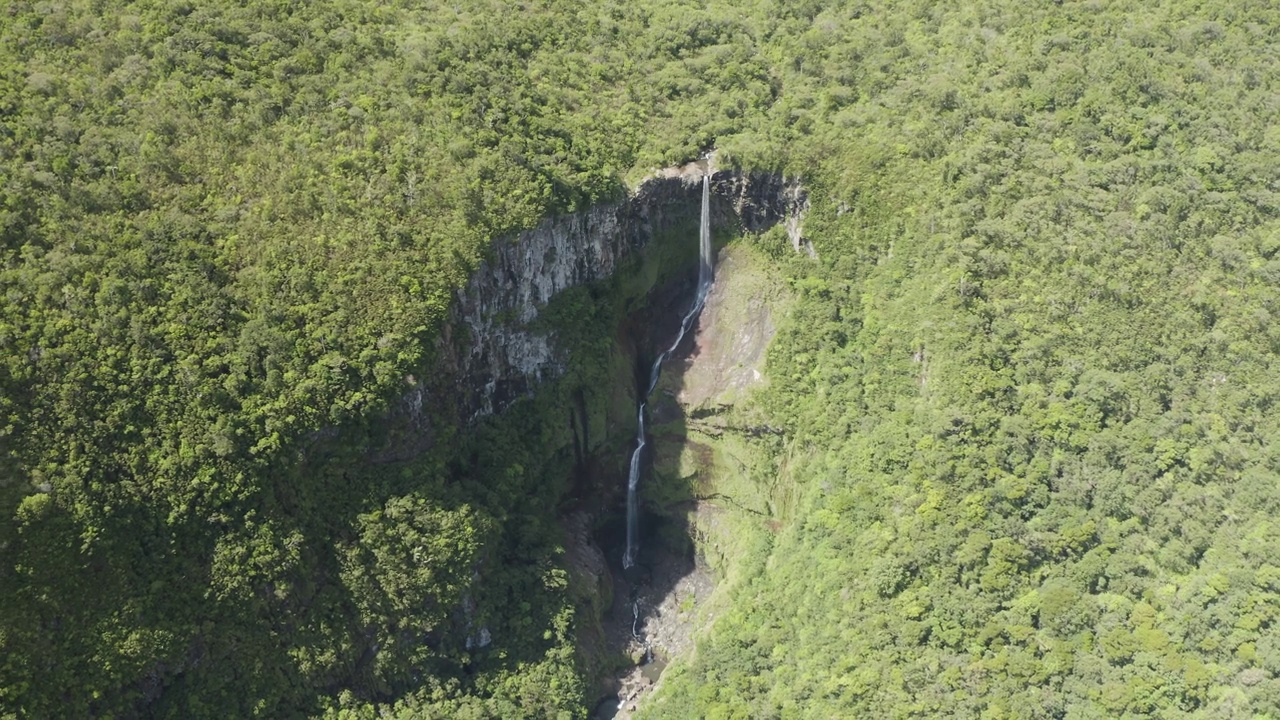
623, 174, 714, 570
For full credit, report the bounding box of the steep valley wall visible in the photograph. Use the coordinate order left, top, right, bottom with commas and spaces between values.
374, 165, 808, 464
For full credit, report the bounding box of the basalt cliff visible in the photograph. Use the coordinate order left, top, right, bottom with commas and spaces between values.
413, 166, 809, 437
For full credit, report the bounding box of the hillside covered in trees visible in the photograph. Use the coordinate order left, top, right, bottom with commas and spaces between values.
4, 0, 1280, 718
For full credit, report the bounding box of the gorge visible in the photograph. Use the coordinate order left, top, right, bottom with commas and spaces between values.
8, 3, 1280, 717
361, 160, 808, 716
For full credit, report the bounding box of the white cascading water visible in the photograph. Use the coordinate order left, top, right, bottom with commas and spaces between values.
623, 174, 714, 570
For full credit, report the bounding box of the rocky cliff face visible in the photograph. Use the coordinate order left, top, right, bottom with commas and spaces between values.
714, 171, 813, 256
405, 165, 807, 435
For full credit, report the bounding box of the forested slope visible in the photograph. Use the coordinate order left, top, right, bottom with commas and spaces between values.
4, 0, 1280, 718
644, 1, 1280, 717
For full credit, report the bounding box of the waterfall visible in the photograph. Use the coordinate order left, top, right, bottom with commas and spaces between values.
623, 174, 714, 570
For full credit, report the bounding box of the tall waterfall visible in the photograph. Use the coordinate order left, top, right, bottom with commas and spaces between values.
623, 174, 714, 570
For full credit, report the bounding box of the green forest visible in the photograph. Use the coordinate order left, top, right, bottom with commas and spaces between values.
4, 0, 1280, 717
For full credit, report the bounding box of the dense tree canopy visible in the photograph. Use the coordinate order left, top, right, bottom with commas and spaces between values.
644, 1, 1280, 717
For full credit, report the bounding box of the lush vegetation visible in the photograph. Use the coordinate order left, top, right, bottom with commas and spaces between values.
0, 0, 750, 715
643, 1, 1280, 717
5, 0, 1280, 717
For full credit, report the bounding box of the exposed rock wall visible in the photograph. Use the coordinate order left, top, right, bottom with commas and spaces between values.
420, 165, 808, 429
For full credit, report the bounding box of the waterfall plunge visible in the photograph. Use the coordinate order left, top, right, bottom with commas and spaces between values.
623, 174, 714, 570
